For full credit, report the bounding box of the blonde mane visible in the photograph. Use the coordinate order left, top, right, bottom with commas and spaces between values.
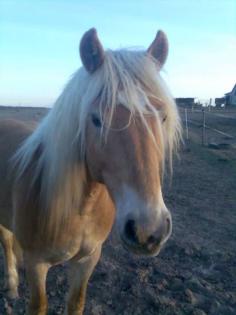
13, 49, 181, 241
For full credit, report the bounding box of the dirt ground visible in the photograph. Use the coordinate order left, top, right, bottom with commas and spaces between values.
0, 106, 236, 315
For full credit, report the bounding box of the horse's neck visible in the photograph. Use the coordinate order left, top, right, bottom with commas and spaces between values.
80, 181, 106, 214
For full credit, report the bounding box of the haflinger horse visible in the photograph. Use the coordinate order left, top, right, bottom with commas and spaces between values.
0, 28, 181, 314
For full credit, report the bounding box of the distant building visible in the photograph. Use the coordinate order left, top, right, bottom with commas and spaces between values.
175, 98, 196, 107
225, 84, 236, 106
215, 97, 225, 107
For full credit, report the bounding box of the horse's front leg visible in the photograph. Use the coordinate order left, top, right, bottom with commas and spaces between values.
24, 253, 50, 315
66, 245, 102, 315
0, 224, 19, 299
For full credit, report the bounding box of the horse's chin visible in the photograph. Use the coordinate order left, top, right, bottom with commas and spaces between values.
120, 236, 163, 257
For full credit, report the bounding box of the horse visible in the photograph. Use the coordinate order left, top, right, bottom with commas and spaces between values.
0, 28, 181, 315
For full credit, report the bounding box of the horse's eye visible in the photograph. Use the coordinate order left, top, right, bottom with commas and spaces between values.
91, 114, 102, 128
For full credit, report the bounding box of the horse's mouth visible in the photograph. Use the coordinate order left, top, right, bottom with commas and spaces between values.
120, 235, 163, 257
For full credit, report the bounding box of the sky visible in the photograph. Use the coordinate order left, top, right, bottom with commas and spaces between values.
1, 0, 236, 107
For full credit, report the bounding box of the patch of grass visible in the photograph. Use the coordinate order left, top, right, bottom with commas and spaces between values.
186, 139, 236, 168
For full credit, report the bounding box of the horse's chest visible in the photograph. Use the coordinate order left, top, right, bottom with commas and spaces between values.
45, 215, 101, 264
43, 189, 115, 264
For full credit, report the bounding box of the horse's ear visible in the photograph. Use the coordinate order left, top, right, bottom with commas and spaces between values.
80, 28, 105, 73
147, 30, 168, 68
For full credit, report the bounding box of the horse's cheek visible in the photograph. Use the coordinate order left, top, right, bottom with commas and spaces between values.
86, 139, 104, 182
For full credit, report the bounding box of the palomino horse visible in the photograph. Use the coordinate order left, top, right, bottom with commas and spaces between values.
0, 28, 181, 314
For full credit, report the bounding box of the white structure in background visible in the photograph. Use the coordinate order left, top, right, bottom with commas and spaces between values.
195, 98, 215, 107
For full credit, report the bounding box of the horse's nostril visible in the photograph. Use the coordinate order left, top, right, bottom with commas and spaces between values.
124, 219, 138, 243
147, 216, 172, 247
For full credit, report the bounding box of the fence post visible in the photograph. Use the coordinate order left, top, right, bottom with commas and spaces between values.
202, 108, 206, 146
185, 108, 189, 140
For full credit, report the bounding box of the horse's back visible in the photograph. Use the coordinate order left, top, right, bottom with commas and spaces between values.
0, 119, 35, 230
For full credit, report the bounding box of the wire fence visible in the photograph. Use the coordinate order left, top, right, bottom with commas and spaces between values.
179, 107, 236, 147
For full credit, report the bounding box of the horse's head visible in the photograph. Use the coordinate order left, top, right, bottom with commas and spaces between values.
80, 29, 180, 256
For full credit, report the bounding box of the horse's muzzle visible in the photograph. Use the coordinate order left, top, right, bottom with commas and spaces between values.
120, 212, 172, 256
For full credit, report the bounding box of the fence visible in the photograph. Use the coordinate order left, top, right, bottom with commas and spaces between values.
179, 107, 236, 147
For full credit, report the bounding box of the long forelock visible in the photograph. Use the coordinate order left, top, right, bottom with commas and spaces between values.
89, 49, 182, 172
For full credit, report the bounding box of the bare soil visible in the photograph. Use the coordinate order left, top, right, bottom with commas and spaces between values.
0, 106, 236, 315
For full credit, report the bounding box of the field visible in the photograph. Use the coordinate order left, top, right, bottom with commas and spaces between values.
0, 106, 236, 315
